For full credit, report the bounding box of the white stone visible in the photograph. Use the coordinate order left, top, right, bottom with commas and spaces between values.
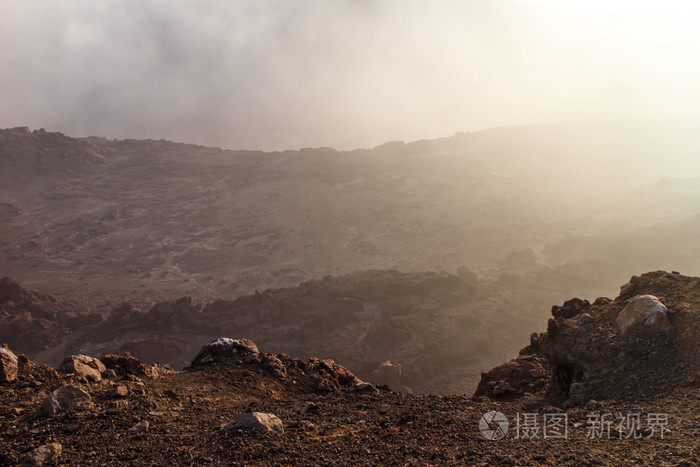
616, 295, 672, 337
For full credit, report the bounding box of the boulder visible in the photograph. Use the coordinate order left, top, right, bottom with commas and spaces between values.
191, 338, 259, 366
0, 344, 18, 382
59, 354, 106, 382
21, 443, 62, 466
101, 353, 153, 377
223, 412, 284, 435
616, 295, 672, 337
41, 384, 91, 416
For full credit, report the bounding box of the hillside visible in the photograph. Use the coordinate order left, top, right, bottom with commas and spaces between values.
1, 270, 698, 465
4, 123, 700, 393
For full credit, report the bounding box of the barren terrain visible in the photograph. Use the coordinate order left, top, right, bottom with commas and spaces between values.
2, 123, 700, 394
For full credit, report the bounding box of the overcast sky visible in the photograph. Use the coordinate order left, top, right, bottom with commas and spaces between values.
2, 0, 700, 150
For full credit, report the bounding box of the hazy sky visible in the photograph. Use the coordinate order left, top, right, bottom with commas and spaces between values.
2, 0, 700, 150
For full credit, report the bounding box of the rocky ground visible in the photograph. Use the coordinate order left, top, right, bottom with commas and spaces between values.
1, 270, 699, 465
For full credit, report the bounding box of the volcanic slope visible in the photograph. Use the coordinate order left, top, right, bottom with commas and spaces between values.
1, 270, 699, 465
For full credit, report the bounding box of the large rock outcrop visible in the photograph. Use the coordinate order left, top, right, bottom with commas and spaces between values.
476, 271, 693, 403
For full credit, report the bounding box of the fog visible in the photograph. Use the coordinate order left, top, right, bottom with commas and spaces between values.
2, 0, 700, 150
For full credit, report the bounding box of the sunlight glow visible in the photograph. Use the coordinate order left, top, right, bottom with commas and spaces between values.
518, 0, 700, 14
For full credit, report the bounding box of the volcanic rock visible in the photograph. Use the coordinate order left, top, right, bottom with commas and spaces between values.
551, 298, 590, 320
307, 357, 362, 391
223, 412, 284, 435
41, 384, 91, 416
473, 355, 549, 400
101, 353, 155, 377
59, 354, 106, 382
616, 294, 672, 337
0, 344, 18, 382
191, 338, 260, 366
110, 385, 129, 398
262, 354, 287, 378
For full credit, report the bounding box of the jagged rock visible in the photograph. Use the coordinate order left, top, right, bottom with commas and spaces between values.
552, 298, 590, 320
518, 333, 542, 357
59, 354, 106, 382
110, 385, 129, 398
473, 355, 549, 400
191, 338, 259, 366
21, 443, 62, 466
127, 421, 149, 434
262, 354, 287, 378
307, 358, 362, 391
101, 353, 154, 377
223, 412, 284, 435
41, 384, 91, 416
616, 295, 672, 337
0, 344, 18, 382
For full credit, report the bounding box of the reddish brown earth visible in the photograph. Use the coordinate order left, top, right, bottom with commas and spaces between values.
1, 270, 699, 465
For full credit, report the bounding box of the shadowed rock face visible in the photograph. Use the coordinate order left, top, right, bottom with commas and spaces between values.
476, 270, 700, 405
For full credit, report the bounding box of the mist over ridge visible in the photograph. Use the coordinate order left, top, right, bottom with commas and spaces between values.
3, 0, 700, 150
